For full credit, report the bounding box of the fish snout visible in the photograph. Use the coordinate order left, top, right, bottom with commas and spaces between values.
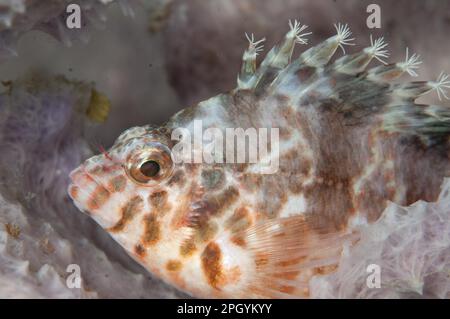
68, 165, 105, 214
68, 163, 136, 231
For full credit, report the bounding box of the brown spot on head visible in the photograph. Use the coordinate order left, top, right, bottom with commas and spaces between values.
148, 190, 171, 216
225, 206, 252, 233
201, 241, 223, 289
108, 175, 127, 192
141, 214, 161, 246
134, 244, 146, 258
201, 186, 240, 217
179, 239, 197, 257
166, 259, 183, 272
170, 183, 201, 230
88, 185, 110, 211
108, 195, 143, 232
149, 190, 168, 208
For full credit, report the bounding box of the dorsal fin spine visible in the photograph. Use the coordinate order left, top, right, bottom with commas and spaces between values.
237, 33, 265, 89
367, 48, 422, 82
335, 36, 389, 75
300, 23, 354, 67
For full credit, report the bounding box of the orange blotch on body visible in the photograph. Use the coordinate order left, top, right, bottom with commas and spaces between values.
179, 239, 197, 257
141, 214, 161, 246
148, 190, 171, 216
201, 241, 223, 289
225, 206, 252, 233
87, 185, 110, 211
134, 243, 147, 258
108, 195, 143, 232
166, 259, 183, 272
108, 175, 127, 192
68, 185, 79, 200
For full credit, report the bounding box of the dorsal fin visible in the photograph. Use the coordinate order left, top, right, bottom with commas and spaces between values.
233, 22, 450, 143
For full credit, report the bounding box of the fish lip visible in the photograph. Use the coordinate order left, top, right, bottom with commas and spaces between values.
69, 164, 101, 186
68, 165, 85, 188
67, 166, 84, 203
67, 165, 99, 216
67, 164, 99, 201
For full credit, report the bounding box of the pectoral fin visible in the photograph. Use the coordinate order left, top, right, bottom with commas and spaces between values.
237, 215, 358, 298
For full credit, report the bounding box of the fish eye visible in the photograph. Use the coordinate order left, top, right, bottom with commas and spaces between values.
139, 160, 160, 177
126, 143, 173, 185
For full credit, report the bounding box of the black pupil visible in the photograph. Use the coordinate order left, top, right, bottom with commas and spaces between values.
140, 160, 160, 177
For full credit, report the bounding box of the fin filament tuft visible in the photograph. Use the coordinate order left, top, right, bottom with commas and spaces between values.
431, 72, 450, 101
366, 35, 389, 65
288, 19, 312, 45
398, 47, 422, 77
334, 23, 355, 54
245, 33, 266, 56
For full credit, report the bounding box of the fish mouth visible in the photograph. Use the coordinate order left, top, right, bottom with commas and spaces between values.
67, 164, 104, 215
68, 165, 88, 213
68, 164, 126, 231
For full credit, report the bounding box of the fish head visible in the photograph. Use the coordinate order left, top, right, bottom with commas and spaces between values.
68, 125, 193, 259
67, 123, 247, 296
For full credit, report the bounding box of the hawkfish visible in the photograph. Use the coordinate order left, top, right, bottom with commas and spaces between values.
68, 21, 450, 298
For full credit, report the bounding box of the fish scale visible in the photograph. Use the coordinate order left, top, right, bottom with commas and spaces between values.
68, 21, 450, 298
